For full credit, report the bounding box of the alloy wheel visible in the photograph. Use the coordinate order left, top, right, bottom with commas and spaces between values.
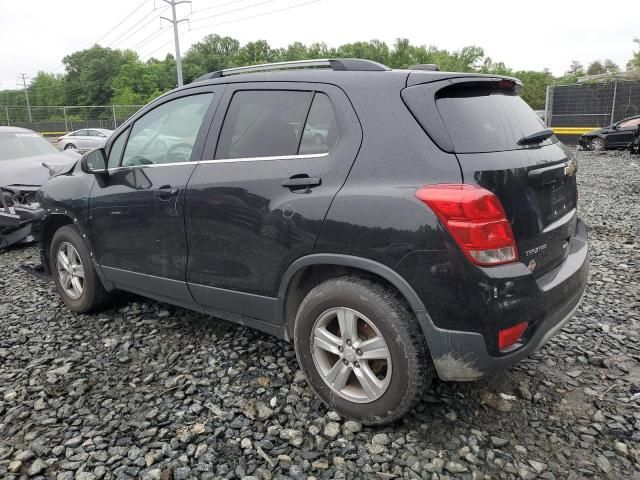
310, 307, 392, 403
590, 138, 605, 151
56, 242, 85, 300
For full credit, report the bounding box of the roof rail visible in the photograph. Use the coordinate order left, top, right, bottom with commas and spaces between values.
191, 58, 390, 83
409, 64, 441, 71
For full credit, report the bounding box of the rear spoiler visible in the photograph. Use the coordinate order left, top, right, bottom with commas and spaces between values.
406, 72, 522, 88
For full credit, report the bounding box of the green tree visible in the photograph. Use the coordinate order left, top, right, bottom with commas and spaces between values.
111, 54, 159, 105
513, 70, 554, 109
29, 72, 66, 106
586, 60, 604, 75
182, 34, 240, 82
63, 45, 131, 105
587, 59, 619, 75
336, 40, 390, 65
566, 60, 584, 76
628, 38, 640, 70
236, 40, 274, 66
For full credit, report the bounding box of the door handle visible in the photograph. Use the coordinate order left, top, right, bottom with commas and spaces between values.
281, 175, 321, 190
155, 185, 179, 200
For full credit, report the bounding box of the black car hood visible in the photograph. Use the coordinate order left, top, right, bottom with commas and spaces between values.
1, 150, 80, 188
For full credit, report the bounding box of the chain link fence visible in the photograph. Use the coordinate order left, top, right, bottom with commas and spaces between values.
2, 105, 144, 134
546, 80, 640, 128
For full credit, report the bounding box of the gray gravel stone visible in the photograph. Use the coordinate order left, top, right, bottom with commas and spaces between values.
1, 149, 638, 480
28, 458, 47, 476
323, 422, 340, 439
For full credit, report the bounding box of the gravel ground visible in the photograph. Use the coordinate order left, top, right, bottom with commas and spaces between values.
1, 149, 639, 480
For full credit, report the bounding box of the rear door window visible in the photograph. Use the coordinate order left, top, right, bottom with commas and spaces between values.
215, 90, 313, 159
435, 85, 552, 153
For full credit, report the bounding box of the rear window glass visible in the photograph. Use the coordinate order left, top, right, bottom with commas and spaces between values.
436, 86, 552, 153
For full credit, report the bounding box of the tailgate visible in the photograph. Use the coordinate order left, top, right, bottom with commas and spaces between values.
456, 146, 578, 277
402, 76, 579, 276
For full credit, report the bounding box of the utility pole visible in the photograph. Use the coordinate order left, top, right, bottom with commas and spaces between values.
161, 0, 191, 87
17, 73, 33, 122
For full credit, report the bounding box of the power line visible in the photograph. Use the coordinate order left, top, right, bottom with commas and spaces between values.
189, 0, 280, 24
132, 27, 169, 51
142, 0, 321, 59
140, 36, 176, 60
108, 6, 170, 49
190, 0, 251, 16
35, 2, 160, 73
187, 0, 322, 33
93, 0, 151, 45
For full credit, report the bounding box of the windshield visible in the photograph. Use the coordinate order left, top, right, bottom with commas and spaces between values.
436, 85, 555, 153
0, 131, 59, 161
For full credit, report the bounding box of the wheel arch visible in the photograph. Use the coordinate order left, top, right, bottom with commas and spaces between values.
40, 213, 75, 273
278, 254, 429, 342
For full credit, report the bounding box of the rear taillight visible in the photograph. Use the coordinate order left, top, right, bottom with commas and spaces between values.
415, 184, 518, 266
499, 322, 528, 352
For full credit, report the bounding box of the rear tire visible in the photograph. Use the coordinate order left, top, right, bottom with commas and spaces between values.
50, 225, 111, 313
589, 137, 605, 151
293, 276, 433, 425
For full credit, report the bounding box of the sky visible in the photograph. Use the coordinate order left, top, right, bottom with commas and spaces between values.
0, 0, 638, 90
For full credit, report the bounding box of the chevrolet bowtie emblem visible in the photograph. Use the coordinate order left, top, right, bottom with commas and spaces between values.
564, 161, 577, 177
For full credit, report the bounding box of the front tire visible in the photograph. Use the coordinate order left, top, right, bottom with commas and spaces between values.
589, 137, 605, 151
294, 276, 433, 425
50, 225, 111, 313
64, 143, 76, 150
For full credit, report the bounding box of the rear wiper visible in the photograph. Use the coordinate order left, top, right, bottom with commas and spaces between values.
517, 128, 554, 146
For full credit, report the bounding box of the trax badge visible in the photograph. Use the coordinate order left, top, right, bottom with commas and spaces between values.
564, 161, 577, 177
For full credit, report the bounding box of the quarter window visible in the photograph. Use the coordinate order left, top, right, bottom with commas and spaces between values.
215, 90, 312, 159
107, 129, 128, 169
299, 93, 339, 155
122, 93, 213, 167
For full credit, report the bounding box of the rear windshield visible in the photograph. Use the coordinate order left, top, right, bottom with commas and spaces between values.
436, 85, 553, 153
0, 131, 58, 161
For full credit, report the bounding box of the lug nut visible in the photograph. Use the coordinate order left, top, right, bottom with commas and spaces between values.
342, 359, 349, 366
346, 339, 352, 346
338, 346, 343, 352
354, 361, 360, 368
356, 349, 362, 356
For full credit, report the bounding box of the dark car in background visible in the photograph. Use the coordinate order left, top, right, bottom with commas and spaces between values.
0, 127, 79, 248
579, 115, 640, 150
36, 59, 589, 424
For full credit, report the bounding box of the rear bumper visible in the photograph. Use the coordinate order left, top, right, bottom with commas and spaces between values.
413, 218, 589, 381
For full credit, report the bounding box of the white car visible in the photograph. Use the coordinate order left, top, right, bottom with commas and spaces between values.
57, 128, 113, 152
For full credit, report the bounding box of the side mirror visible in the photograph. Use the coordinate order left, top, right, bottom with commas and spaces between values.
81, 148, 108, 175
612, 123, 620, 130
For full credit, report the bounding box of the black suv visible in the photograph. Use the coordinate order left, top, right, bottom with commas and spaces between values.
38, 59, 589, 424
